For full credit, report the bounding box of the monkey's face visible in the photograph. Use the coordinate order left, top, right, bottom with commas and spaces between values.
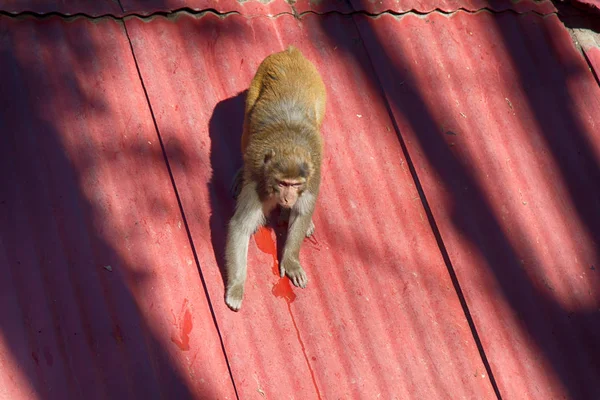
273, 178, 306, 208
263, 150, 312, 209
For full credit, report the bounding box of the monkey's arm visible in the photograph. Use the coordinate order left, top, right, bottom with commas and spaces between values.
230, 167, 244, 199
225, 182, 265, 311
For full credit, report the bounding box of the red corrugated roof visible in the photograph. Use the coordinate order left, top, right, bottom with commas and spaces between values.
358, 11, 600, 399
125, 11, 497, 398
0, 0, 558, 16
0, 1, 121, 15
0, 14, 235, 399
0, 0, 292, 16
1, 2, 599, 400
120, 0, 292, 16
306, 0, 557, 14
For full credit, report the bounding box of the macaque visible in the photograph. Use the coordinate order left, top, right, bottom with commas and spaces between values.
225, 46, 326, 311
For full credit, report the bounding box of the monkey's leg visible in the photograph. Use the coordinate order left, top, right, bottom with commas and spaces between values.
280, 210, 313, 288
230, 167, 244, 200
225, 183, 265, 311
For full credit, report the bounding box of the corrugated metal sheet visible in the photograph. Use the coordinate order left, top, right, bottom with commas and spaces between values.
357, 11, 600, 400
281, 0, 354, 14
0, 1, 121, 16
3, 0, 556, 17
120, 0, 292, 16
347, 0, 557, 14
3, 3, 599, 400
0, 0, 295, 17
125, 11, 498, 399
0, 15, 236, 399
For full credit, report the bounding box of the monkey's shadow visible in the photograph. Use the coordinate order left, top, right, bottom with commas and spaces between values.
208, 91, 288, 289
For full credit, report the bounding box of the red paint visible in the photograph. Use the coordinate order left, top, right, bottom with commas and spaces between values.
171, 299, 193, 351
254, 226, 296, 304
254, 226, 278, 268
254, 227, 318, 395
272, 278, 297, 303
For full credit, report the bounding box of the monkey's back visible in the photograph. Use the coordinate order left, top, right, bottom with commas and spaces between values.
241, 46, 326, 156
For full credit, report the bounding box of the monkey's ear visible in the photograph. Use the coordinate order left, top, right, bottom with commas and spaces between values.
263, 149, 275, 164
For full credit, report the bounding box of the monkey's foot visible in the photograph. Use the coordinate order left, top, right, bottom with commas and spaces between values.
225, 285, 244, 311
230, 167, 244, 200
305, 219, 315, 238
280, 259, 308, 288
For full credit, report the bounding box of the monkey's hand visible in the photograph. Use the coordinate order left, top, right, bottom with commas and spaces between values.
280, 257, 308, 288
305, 219, 315, 238
225, 285, 244, 311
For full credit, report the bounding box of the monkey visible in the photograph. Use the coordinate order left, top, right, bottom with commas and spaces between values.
224, 46, 326, 311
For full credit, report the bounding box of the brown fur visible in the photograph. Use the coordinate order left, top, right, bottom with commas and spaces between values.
224, 46, 326, 311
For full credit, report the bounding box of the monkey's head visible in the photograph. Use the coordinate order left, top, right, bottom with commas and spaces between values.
262, 148, 313, 209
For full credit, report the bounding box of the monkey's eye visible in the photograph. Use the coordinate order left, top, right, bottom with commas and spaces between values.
277, 181, 303, 188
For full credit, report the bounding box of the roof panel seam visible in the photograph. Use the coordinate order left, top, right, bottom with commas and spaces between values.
0, 7, 558, 22
294, 7, 557, 18
0, 9, 240, 21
